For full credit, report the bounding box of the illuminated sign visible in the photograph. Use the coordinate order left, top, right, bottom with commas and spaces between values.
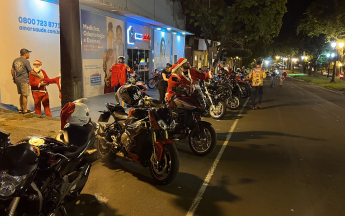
127, 26, 150, 44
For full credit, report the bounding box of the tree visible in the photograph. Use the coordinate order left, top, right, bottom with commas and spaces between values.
177, 0, 287, 66
297, 0, 345, 42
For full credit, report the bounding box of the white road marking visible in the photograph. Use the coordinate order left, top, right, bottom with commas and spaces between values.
186, 97, 249, 216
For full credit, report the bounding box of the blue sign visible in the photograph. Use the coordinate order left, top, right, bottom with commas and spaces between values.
90, 74, 102, 86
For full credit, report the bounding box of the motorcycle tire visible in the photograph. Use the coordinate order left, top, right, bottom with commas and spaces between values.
150, 144, 179, 185
97, 137, 117, 162
148, 78, 156, 89
226, 95, 240, 110
189, 123, 217, 156
209, 101, 226, 119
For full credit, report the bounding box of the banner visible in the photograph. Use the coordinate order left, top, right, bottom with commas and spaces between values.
154, 30, 171, 69
81, 10, 125, 97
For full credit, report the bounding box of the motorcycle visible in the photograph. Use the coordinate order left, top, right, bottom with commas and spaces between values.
0, 109, 97, 215
198, 80, 226, 119
216, 69, 241, 110
97, 102, 179, 185
162, 78, 217, 156
127, 73, 148, 97
148, 69, 161, 89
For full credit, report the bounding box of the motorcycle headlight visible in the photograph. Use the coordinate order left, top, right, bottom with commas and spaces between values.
157, 119, 168, 130
169, 120, 176, 130
0, 171, 27, 197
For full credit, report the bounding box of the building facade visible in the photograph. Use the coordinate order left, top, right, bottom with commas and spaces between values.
0, 0, 188, 109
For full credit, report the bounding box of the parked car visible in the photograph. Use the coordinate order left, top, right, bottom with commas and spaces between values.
323, 71, 333, 76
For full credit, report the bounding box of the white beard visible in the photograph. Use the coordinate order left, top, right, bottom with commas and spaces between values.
34, 66, 41, 72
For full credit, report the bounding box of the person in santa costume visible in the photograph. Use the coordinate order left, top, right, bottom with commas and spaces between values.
29, 60, 59, 117
165, 64, 192, 102
176, 58, 213, 85
110, 56, 134, 107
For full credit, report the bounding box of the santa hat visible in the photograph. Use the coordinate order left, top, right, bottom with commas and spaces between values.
176, 58, 187, 68
60, 103, 75, 130
170, 64, 180, 73
34, 60, 42, 66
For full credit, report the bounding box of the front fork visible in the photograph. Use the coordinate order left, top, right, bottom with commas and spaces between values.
7, 197, 20, 216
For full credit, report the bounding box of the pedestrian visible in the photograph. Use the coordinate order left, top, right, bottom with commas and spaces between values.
29, 60, 59, 117
280, 70, 287, 87
249, 60, 266, 109
157, 63, 172, 103
270, 67, 276, 87
110, 56, 134, 107
11, 48, 33, 114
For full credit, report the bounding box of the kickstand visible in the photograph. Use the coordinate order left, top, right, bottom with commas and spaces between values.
59, 205, 68, 216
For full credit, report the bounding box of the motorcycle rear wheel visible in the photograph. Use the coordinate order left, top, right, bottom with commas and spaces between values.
150, 144, 179, 185
148, 78, 156, 89
209, 101, 226, 119
189, 123, 217, 156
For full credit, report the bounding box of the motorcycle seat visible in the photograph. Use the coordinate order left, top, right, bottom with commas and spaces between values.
114, 111, 128, 121
56, 122, 96, 159
150, 99, 166, 108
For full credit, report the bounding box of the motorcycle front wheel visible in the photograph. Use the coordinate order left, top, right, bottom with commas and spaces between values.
150, 144, 179, 185
189, 123, 217, 156
209, 101, 226, 119
148, 78, 156, 89
97, 137, 117, 162
226, 95, 240, 110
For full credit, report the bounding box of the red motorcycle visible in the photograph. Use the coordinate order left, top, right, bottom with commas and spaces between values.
164, 80, 217, 156
148, 69, 161, 89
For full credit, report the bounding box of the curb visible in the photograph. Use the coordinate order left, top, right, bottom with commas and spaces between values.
288, 76, 345, 96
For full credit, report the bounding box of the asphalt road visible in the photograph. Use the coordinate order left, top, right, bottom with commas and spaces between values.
63, 77, 345, 216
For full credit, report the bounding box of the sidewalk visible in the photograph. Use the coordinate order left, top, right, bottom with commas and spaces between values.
50, 88, 160, 121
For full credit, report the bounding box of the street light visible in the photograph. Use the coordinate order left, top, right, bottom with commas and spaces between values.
339, 42, 344, 48
331, 42, 337, 48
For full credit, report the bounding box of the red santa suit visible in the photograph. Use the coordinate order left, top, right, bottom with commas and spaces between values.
110, 63, 134, 89
165, 64, 192, 102
29, 60, 59, 117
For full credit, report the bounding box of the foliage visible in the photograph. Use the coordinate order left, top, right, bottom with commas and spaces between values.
176, 0, 287, 64
297, 0, 345, 41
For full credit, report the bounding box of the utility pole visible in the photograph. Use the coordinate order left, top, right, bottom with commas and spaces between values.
59, 0, 83, 107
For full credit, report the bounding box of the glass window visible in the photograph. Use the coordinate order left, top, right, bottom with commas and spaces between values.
145, 50, 150, 70
127, 49, 133, 68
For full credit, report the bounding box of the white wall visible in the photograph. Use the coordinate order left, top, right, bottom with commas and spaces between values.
172, 35, 185, 64
0, 0, 61, 109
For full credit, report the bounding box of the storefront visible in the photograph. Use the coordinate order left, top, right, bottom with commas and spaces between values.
0, 0, 189, 109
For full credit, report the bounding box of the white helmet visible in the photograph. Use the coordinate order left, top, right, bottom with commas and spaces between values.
68, 101, 90, 126
61, 99, 90, 129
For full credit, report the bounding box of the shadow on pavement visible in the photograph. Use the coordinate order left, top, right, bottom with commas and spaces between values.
154, 172, 243, 216
62, 194, 122, 216
217, 131, 325, 142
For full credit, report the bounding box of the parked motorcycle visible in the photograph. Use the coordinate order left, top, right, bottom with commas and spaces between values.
0, 100, 97, 216
148, 69, 161, 89
198, 80, 226, 119
216, 69, 241, 110
163, 78, 217, 156
97, 85, 179, 185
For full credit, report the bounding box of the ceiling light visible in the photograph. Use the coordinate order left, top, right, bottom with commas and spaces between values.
182, 32, 186, 35
157, 28, 161, 30
167, 28, 171, 30
111, 10, 117, 12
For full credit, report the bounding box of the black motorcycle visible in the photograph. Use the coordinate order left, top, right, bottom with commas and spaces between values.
198, 80, 226, 119
0, 121, 97, 215
216, 70, 240, 110
97, 102, 179, 185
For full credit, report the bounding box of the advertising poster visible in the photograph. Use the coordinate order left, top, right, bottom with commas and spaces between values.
154, 30, 171, 69
81, 10, 124, 97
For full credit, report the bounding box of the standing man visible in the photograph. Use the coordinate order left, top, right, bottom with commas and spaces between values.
280, 70, 287, 87
11, 49, 33, 114
249, 60, 266, 109
29, 60, 59, 117
270, 66, 276, 87
157, 63, 172, 103
110, 56, 133, 107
